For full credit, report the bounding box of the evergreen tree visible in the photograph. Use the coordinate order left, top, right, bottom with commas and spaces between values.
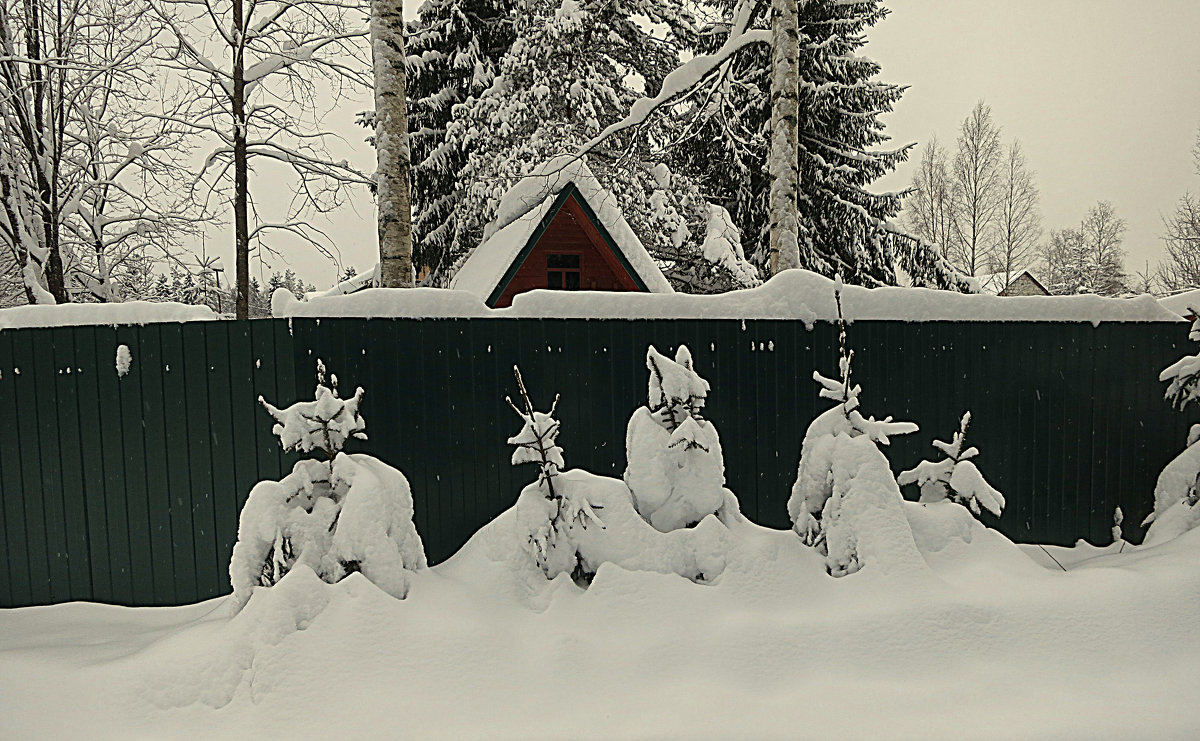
405, 0, 517, 280
669, 0, 968, 289
443, 0, 757, 292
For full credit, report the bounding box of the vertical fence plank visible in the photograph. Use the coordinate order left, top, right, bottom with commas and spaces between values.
73, 327, 111, 602
0, 331, 33, 605
96, 327, 134, 603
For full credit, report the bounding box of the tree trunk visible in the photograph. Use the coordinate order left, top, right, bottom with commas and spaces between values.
233, 0, 250, 318
768, 0, 801, 276
372, 0, 414, 288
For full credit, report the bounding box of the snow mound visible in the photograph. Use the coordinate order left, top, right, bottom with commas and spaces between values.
274, 270, 1182, 322
0, 300, 216, 328
511, 469, 734, 587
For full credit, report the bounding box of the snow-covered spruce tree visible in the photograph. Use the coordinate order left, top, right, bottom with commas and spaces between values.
661, 0, 968, 289
506, 366, 605, 580
229, 360, 425, 609
443, 0, 757, 293
787, 280, 922, 575
624, 345, 740, 531
403, 0, 516, 280
897, 412, 1006, 518
1144, 315, 1200, 544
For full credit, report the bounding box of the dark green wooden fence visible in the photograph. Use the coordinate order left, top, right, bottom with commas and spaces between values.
0, 317, 1194, 607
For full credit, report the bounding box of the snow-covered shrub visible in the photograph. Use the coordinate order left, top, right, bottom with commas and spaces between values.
507, 364, 734, 585
787, 281, 921, 575
258, 358, 365, 466
229, 362, 425, 609
1111, 506, 1124, 545
624, 344, 740, 532
1145, 315, 1200, 544
898, 412, 1005, 518
505, 366, 604, 579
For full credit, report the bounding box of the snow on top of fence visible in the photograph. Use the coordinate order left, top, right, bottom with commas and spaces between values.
0, 300, 217, 329
274, 270, 1182, 324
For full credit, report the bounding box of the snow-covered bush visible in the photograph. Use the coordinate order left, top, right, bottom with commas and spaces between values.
787, 282, 921, 575
1145, 315, 1200, 544
898, 412, 1005, 518
229, 362, 425, 609
624, 344, 740, 532
505, 366, 604, 579
507, 364, 734, 585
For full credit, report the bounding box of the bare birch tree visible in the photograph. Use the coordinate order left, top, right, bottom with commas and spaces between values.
948, 101, 1002, 275
906, 136, 953, 259
371, 0, 413, 287
768, 0, 802, 275
990, 139, 1041, 280
1157, 132, 1200, 292
151, 0, 373, 317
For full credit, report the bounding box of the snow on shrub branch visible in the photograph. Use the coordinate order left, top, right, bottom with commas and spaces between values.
230, 361, 424, 609
1145, 312, 1200, 544
898, 412, 1006, 518
788, 279, 923, 576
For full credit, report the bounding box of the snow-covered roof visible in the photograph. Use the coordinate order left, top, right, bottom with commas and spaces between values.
0, 300, 217, 329
1159, 288, 1200, 318
974, 268, 1046, 296
449, 156, 673, 302
275, 269, 1182, 324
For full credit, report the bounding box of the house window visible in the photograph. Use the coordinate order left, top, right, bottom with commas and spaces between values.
547, 253, 581, 290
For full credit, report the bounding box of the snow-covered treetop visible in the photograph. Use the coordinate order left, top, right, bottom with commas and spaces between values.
259, 359, 366, 459
505, 365, 565, 488
898, 412, 1004, 517
646, 345, 710, 430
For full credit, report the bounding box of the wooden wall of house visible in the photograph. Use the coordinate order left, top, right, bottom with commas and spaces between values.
493, 196, 642, 307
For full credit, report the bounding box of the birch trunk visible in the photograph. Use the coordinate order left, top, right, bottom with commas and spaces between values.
768, 0, 801, 276
372, 0, 414, 288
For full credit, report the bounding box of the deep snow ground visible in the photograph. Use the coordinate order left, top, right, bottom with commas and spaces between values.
2, 510, 1198, 741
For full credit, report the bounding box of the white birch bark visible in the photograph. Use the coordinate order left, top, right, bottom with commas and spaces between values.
372, 0, 414, 288
768, 0, 802, 276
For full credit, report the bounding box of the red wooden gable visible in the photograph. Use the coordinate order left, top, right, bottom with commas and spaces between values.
490, 192, 648, 308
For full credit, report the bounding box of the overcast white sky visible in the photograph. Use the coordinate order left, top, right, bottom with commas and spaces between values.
222, 0, 1200, 290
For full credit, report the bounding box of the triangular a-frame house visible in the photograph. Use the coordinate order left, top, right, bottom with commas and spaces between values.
450, 157, 673, 308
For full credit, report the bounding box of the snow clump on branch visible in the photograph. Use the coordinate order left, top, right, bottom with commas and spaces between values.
898, 412, 1006, 518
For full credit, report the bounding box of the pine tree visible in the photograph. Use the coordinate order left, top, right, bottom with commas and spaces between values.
897, 411, 1006, 518
405, 0, 517, 280
669, 0, 968, 289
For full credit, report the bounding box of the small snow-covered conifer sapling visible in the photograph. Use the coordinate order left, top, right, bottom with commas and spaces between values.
1145, 312, 1200, 544
229, 360, 425, 609
507, 365, 604, 579
897, 411, 1006, 518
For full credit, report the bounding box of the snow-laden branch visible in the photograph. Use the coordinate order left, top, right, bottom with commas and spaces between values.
574, 1, 768, 161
